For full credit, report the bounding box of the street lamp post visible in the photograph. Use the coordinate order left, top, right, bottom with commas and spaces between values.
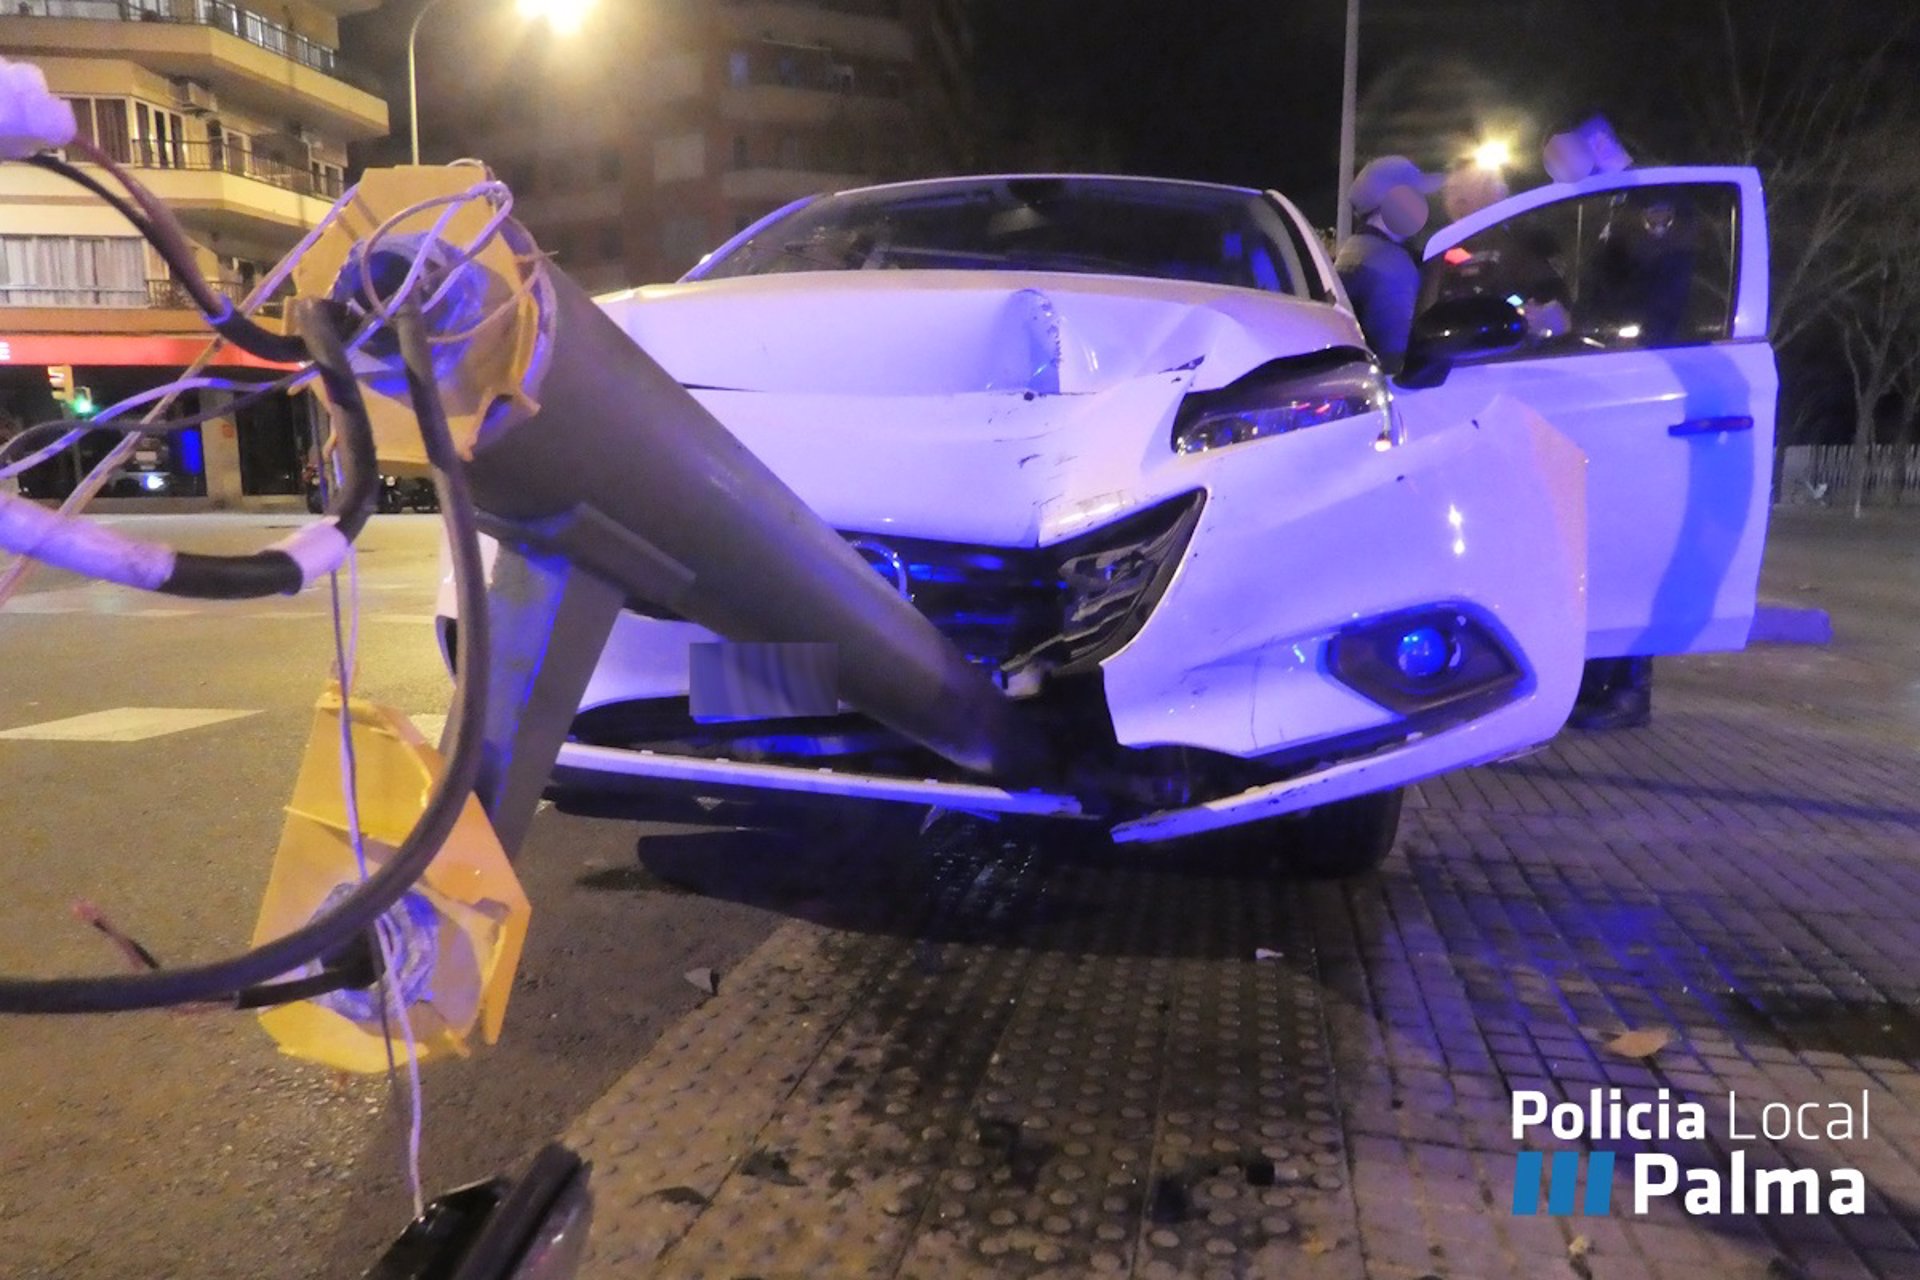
1335, 0, 1360, 243
407, 0, 454, 166
408, 0, 594, 165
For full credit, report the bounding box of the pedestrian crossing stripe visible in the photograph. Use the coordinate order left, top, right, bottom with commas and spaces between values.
0, 708, 260, 742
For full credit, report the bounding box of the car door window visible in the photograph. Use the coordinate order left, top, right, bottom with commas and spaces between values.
1418, 182, 1741, 359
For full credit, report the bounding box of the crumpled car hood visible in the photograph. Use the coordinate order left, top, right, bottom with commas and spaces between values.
686, 377, 1196, 546
597, 270, 1363, 396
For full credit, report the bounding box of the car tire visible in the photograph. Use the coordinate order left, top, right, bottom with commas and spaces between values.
1212, 787, 1404, 880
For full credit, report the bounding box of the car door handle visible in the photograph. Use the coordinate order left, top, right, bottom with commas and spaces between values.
1668, 415, 1753, 437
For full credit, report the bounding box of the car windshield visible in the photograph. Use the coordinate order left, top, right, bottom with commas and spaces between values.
694, 177, 1310, 295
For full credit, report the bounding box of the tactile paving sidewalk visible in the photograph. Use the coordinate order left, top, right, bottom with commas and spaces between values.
566, 647, 1920, 1278
569, 828, 1360, 1278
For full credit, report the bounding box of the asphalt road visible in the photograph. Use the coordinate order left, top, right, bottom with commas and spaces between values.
3, 507, 1918, 1279
0, 516, 783, 1279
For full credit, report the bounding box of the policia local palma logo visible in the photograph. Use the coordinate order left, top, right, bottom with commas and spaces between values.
1510, 1088, 1872, 1216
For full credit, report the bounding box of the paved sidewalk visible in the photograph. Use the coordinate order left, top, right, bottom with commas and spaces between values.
551, 509, 1920, 1278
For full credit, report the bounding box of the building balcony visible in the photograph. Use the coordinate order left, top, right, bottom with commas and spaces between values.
0, 278, 277, 313
719, 2, 914, 60
717, 83, 912, 128
720, 166, 872, 204
0, 2, 387, 140
119, 138, 345, 201
0, 147, 336, 250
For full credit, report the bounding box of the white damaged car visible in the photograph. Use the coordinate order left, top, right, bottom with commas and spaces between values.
441, 171, 1775, 875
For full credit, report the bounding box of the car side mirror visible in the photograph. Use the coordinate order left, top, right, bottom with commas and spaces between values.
1398, 295, 1528, 388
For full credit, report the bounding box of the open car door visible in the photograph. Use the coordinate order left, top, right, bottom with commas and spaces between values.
1398, 167, 1775, 657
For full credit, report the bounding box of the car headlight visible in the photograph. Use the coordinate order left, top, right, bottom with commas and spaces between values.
1171, 352, 1387, 454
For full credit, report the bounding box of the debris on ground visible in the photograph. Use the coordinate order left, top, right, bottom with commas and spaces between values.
1603, 1027, 1672, 1059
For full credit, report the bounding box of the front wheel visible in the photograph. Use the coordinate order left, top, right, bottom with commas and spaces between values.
1213, 787, 1405, 880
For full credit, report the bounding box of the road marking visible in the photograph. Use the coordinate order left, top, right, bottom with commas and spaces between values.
0, 707, 260, 742
1, 596, 433, 622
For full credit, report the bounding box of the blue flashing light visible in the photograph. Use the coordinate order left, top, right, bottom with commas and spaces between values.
1395, 626, 1452, 679
176, 427, 204, 475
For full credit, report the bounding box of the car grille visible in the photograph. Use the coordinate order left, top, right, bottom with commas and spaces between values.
622, 491, 1205, 682
842, 490, 1205, 679
847, 538, 1067, 672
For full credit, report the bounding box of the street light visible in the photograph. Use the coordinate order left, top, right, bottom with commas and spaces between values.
409, 0, 595, 165
1336, 0, 1360, 242
1472, 137, 1514, 172
518, 0, 592, 34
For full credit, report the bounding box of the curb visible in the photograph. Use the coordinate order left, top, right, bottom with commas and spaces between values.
1749, 601, 1833, 646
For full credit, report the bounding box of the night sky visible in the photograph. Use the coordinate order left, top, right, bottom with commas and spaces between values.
345, 0, 1918, 226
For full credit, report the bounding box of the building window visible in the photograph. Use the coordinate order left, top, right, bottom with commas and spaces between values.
62, 96, 133, 164
497, 160, 533, 194
652, 132, 706, 184
660, 215, 711, 271
599, 225, 623, 262
133, 102, 187, 169
0, 235, 147, 307
777, 135, 803, 169
728, 50, 751, 86
731, 135, 750, 170
598, 147, 623, 184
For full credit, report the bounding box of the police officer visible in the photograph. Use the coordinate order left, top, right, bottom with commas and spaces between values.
1333, 155, 1441, 374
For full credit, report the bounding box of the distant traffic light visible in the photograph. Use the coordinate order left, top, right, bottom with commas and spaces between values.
47, 364, 73, 402
70, 386, 96, 417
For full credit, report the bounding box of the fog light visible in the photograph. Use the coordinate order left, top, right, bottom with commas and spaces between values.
1328, 605, 1521, 716
1395, 626, 1454, 679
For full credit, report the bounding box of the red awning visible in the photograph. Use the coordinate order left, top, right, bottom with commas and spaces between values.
0, 333, 293, 370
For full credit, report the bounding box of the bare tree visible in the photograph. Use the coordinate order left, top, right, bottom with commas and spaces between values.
1665, 1, 1914, 352
1835, 253, 1920, 515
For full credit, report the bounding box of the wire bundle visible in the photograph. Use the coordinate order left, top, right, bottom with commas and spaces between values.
0, 151, 502, 1024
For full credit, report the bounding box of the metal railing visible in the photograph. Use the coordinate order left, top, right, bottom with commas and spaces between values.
108, 138, 344, 200
6, 1, 375, 91
147, 277, 195, 308
0, 283, 150, 307
1780, 444, 1920, 506
0, 277, 282, 311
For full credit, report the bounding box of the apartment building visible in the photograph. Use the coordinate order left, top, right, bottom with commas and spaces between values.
397, 0, 974, 292
0, 0, 389, 504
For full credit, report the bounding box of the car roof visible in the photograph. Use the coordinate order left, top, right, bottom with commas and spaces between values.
824, 173, 1269, 201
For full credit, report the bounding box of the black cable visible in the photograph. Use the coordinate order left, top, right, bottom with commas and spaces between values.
0, 308, 380, 602
295, 301, 382, 543
132, 304, 378, 600
25, 153, 158, 240
48, 139, 307, 364
0, 372, 309, 473
0, 305, 492, 1013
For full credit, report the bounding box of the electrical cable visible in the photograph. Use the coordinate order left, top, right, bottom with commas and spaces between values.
60, 137, 307, 363
0, 303, 491, 1013
0, 305, 378, 600
0, 372, 314, 479
327, 538, 427, 1218
0, 166, 519, 601
25, 153, 158, 240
